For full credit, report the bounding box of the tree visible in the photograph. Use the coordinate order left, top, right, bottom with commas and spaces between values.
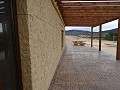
104, 32, 117, 41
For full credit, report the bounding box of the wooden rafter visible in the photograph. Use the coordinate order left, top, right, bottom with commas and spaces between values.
57, 0, 120, 1
59, 2, 120, 6
55, 0, 120, 26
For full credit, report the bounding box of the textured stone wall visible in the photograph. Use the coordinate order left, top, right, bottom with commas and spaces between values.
16, 0, 65, 90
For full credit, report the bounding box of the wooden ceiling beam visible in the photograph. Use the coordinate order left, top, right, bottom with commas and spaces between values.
63, 19, 117, 22
60, 0, 120, 1
64, 15, 116, 17
63, 18, 118, 25
55, 1, 120, 26
64, 16, 117, 26
64, 21, 111, 24
63, 16, 117, 18
64, 20, 105, 23
96, 17, 118, 26
61, 9, 120, 13
59, 2, 120, 6
65, 24, 95, 27
60, 6, 120, 10
63, 16, 117, 19
65, 21, 99, 24
62, 13, 120, 17
65, 23, 98, 27
62, 12, 120, 15
62, 13, 120, 15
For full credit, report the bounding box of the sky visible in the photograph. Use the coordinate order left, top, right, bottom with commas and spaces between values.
65, 19, 118, 32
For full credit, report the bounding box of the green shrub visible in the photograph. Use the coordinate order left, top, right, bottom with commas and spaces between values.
104, 32, 117, 41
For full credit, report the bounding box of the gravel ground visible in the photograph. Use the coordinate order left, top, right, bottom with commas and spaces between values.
65, 36, 117, 57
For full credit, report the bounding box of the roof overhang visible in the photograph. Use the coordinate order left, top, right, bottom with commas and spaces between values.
55, 0, 120, 27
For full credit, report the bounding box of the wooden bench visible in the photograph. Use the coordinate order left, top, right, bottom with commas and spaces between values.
72, 41, 86, 46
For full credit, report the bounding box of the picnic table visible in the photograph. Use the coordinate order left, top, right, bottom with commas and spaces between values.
72, 40, 86, 46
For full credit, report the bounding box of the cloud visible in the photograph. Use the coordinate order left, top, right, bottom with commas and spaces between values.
65, 26, 91, 31
65, 19, 118, 32
93, 19, 118, 32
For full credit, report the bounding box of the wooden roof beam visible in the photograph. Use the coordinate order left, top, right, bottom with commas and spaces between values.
61, 0, 120, 1
64, 17, 118, 27
62, 12, 120, 15
62, 13, 120, 17
63, 19, 115, 22
63, 16, 117, 18
64, 21, 112, 25
65, 23, 95, 27
61, 9, 120, 13
59, 2, 120, 6
65, 23, 97, 27
60, 6, 120, 10
93, 18, 118, 27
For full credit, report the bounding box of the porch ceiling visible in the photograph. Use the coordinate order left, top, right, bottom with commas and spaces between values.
55, 0, 120, 27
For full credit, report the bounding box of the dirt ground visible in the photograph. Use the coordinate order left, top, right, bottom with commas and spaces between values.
65, 36, 117, 57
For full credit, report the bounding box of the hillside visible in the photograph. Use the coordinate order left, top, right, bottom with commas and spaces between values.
65, 28, 118, 37
65, 30, 91, 36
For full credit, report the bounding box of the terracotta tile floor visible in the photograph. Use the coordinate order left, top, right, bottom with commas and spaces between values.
49, 46, 120, 90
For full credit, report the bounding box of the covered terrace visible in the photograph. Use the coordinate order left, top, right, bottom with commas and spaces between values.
55, 0, 120, 60
49, 0, 120, 90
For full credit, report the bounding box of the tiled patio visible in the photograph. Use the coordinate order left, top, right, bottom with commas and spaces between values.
49, 46, 120, 90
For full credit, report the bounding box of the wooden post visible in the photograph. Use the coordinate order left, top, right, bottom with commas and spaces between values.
99, 25, 102, 51
91, 27, 93, 47
116, 18, 120, 60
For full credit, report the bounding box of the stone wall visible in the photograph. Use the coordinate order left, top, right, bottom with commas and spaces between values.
16, 0, 65, 90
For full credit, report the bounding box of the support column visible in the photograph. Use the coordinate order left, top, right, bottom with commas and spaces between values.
116, 18, 120, 60
91, 27, 93, 47
99, 25, 102, 51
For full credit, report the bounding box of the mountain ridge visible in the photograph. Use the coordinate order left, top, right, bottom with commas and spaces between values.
65, 28, 118, 37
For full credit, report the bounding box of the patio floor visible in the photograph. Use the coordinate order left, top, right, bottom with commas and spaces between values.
49, 46, 120, 90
